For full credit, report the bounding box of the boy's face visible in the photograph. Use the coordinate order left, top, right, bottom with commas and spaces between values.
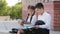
35, 8, 44, 15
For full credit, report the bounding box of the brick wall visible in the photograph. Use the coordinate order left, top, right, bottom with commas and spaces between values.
53, 1, 60, 31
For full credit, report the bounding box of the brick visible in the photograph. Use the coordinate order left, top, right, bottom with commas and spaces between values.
54, 1, 60, 31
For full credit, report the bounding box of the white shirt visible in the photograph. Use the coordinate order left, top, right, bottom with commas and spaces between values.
27, 15, 37, 26
38, 12, 51, 30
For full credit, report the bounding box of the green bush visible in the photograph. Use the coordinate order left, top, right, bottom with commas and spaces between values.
0, 0, 22, 19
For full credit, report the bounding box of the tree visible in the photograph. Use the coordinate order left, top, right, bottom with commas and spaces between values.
9, 2, 22, 19
0, 0, 22, 19
0, 0, 7, 16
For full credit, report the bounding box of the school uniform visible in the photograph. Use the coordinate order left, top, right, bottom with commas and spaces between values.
23, 15, 37, 34
27, 15, 37, 26
23, 12, 51, 34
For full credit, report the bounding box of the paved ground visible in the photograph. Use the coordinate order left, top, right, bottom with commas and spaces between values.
0, 32, 10, 34
50, 30, 60, 34
0, 32, 17, 34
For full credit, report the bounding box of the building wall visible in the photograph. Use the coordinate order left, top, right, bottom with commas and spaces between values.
54, 1, 60, 31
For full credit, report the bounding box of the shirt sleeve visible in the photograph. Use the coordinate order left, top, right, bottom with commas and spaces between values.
39, 15, 51, 29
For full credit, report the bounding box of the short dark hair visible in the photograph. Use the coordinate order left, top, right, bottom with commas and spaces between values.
35, 3, 44, 9
28, 5, 35, 10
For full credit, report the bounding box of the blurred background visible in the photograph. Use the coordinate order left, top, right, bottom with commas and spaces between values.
0, 0, 22, 20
